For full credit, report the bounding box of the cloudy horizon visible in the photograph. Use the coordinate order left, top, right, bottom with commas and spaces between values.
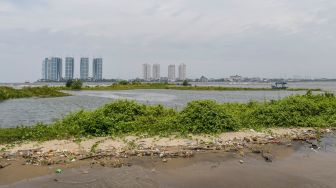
1, 0, 336, 82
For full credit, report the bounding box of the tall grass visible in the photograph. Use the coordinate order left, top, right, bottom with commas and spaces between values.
0, 92, 335, 144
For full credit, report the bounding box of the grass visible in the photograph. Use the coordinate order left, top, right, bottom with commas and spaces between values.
0, 86, 69, 101
0, 92, 335, 144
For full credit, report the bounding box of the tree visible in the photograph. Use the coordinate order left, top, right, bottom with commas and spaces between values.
65, 80, 73, 88
71, 79, 83, 90
182, 80, 189, 86
118, 80, 129, 85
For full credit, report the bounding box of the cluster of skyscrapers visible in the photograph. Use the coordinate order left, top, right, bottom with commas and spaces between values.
143, 63, 187, 81
42, 57, 103, 81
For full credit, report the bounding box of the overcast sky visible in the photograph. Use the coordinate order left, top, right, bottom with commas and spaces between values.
1, 0, 336, 82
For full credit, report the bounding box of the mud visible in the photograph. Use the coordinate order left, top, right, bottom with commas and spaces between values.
1, 130, 336, 188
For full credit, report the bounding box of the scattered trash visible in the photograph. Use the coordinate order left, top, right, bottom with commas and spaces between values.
239, 160, 244, 164
55, 168, 63, 174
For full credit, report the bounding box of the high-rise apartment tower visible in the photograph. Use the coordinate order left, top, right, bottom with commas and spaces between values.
152, 64, 160, 80
80, 57, 89, 80
42, 57, 62, 81
93, 58, 103, 81
64, 57, 74, 80
178, 63, 187, 80
168, 64, 176, 81
143, 64, 151, 81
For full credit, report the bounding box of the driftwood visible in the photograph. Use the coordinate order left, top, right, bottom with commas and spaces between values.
79, 154, 113, 160
54, 178, 97, 184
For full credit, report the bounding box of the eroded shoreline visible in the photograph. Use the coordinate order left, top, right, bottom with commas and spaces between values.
1, 128, 333, 186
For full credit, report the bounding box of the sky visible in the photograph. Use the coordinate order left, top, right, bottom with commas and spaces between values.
1, 0, 336, 82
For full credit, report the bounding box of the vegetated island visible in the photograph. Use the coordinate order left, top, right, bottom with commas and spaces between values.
0, 86, 69, 101
1, 81, 322, 101
0, 91, 335, 182
79, 81, 322, 92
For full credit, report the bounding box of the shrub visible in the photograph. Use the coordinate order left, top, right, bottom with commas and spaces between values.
118, 80, 129, 85
178, 100, 238, 134
65, 80, 73, 88
182, 80, 190, 86
71, 79, 83, 90
1, 93, 336, 144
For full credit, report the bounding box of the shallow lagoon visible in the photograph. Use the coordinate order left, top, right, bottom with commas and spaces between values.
0, 89, 306, 128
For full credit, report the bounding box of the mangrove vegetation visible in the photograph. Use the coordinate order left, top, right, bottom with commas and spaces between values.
0, 92, 335, 144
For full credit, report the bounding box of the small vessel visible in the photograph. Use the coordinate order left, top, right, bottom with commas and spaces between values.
272, 81, 288, 89
24, 81, 30, 84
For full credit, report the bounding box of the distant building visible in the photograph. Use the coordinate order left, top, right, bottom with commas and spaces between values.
143, 64, 151, 81
230, 75, 243, 82
92, 58, 103, 81
152, 64, 160, 80
64, 57, 74, 80
42, 57, 62, 81
178, 63, 187, 80
80, 57, 89, 80
199, 76, 208, 82
168, 65, 176, 81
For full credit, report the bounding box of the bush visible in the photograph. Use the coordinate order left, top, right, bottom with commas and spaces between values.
178, 100, 238, 133
118, 80, 129, 85
1, 93, 336, 144
182, 80, 190, 86
70, 79, 83, 90
65, 80, 73, 88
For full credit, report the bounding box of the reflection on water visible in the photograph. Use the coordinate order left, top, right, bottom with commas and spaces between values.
0, 89, 306, 128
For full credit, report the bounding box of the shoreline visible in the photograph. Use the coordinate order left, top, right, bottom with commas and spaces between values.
1, 128, 332, 185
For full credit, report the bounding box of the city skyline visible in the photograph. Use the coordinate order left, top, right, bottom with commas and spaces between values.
2, 0, 336, 82
143, 63, 187, 81
42, 57, 103, 81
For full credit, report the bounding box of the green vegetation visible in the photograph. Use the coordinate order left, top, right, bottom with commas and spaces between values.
65, 80, 73, 88
182, 80, 190, 86
1, 92, 335, 144
81, 82, 321, 92
70, 79, 83, 90
0, 86, 69, 101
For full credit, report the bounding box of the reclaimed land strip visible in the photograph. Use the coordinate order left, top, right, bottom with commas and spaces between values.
0, 86, 70, 101
78, 83, 322, 91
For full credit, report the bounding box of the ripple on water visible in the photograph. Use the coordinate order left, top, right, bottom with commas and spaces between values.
0, 89, 306, 128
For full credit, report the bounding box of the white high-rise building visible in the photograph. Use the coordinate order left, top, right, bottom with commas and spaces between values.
65, 57, 74, 80
93, 58, 103, 81
168, 65, 176, 81
80, 57, 89, 80
152, 64, 160, 80
42, 57, 62, 81
178, 63, 187, 80
143, 64, 151, 81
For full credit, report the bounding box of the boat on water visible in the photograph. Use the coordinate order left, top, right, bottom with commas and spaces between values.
272, 81, 288, 89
